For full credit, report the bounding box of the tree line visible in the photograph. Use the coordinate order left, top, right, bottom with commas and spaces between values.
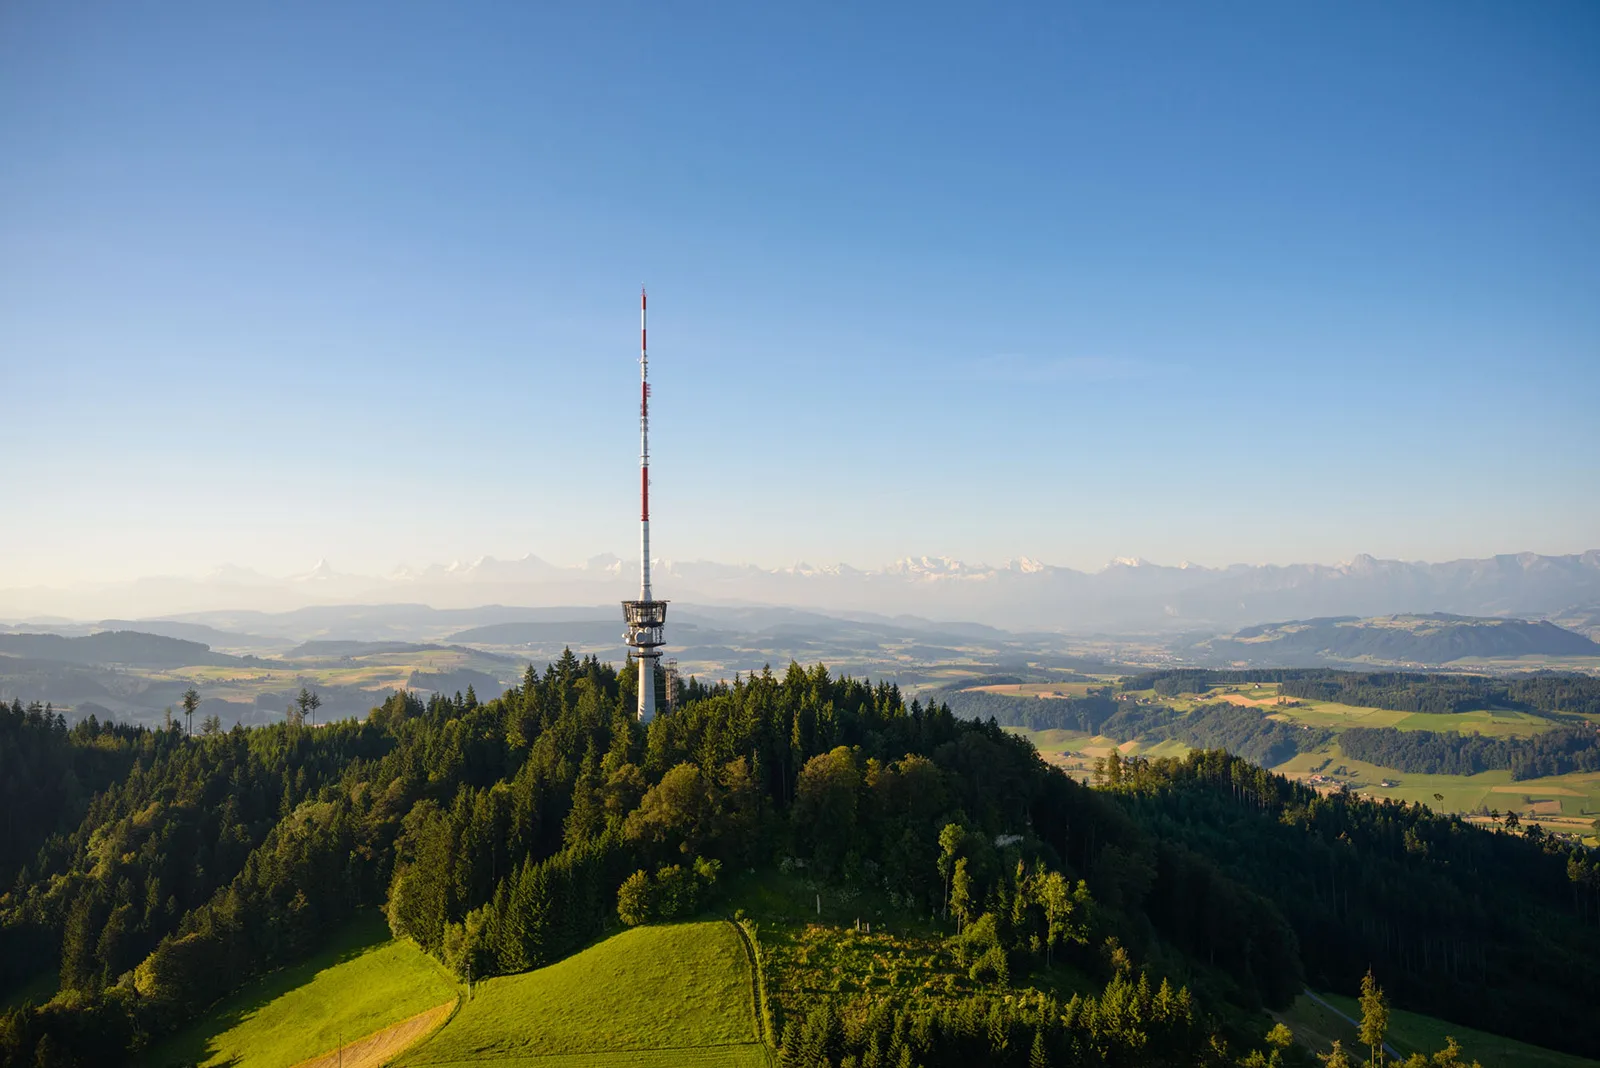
1126, 668, 1600, 718
1338, 725, 1600, 779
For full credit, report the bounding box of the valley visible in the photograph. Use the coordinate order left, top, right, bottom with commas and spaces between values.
6, 607, 1598, 731
979, 676, 1600, 846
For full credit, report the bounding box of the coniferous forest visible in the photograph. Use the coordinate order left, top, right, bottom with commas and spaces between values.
2, 656, 1598, 1066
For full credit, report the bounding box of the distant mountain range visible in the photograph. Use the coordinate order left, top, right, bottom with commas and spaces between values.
3, 549, 1598, 634
1189, 613, 1600, 667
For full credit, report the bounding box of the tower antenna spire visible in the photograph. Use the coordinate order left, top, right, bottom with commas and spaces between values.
623, 285, 667, 720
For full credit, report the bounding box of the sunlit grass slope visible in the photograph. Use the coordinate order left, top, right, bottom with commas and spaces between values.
399, 920, 770, 1068
144, 912, 458, 1068
1276, 992, 1600, 1068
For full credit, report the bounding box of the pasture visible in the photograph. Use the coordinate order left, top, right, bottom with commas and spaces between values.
1178, 683, 1560, 738
397, 921, 770, 1068
1275, 743, 1600, 832
1268, 700, 1557, 737
143, 912, 458, 1068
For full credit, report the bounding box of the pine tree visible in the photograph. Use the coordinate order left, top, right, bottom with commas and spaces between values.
1360, 969, 1390, 1067
181, 687, 200, 737
1029, 1025, 1050, 1068
950, 858, 973, 932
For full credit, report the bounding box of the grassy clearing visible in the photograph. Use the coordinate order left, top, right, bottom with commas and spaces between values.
1188, 684, 1559, 738
1268, 698, 1563, 736
398, 921, 768, 1067
759, 917, 1093, 1019
1265, 699, 1412, 730
144, 912, 458, 1068
738, 869, 1093, 1043
1005, 727, 1095, 753
1274, 991, 1600, 1068
1387, 709, 1560, 736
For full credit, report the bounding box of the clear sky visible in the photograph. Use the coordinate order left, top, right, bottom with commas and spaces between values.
3, 2, 1597, 586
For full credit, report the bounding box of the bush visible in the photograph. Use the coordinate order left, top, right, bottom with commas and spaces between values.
616, 870, 652, 927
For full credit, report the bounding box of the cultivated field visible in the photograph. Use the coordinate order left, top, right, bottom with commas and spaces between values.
1275, 991, 1600, 1068
1009, 697, 1600, 845
397, 921, 771, 1067
1274, 744, 1600, 838
962, 681, 1102, 699
1189, 684, 1560, 737
144, 912, 458, 1068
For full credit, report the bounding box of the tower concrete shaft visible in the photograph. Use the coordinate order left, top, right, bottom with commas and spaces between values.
623, 286, 667, 720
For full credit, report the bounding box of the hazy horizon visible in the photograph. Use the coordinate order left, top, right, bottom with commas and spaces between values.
5, 545, 1598, 635
9, 542, 1600, 590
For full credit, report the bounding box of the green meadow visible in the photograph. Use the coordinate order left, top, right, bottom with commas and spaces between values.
144, 912, 458, 1068
397, 921, 770, 1068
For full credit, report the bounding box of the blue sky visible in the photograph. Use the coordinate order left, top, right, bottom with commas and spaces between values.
2, 2, 1597, 585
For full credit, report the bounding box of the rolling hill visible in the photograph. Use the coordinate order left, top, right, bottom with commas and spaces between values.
143, 912, 458, 1068
397, 920, 770, 1067
0, 631, 246, 668
1195, 613, 1600, 666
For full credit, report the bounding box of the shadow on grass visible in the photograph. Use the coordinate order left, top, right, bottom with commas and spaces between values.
143, 911, 393, 1068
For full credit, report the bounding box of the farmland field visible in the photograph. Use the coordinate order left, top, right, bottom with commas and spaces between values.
1267, 700, 1557, 736
1009, 706, 1600, 844
144, 912, 458, 1068
962, 681, 1101, 698
397, 921, 770, 1067
1183, 683, 1561, 737
1273, 743, 1600, 836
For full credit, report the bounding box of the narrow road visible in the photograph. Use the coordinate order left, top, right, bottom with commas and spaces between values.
1302, 989, 1403, 1061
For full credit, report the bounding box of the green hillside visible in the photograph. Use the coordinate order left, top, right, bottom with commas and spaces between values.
1277, 991, 1600, 1068
144, 913, 457, 1068
398, 920, 769, 1067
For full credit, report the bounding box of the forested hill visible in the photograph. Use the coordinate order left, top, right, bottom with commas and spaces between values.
1, 659, 1598, 1066
1194, 614, 1600, 666
0, 631, 245, 669
1130, 668, 1600, 717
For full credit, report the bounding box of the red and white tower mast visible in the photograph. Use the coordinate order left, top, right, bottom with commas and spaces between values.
623, 286, 667, 720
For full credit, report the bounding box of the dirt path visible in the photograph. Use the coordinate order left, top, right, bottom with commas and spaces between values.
289, 1000, 456, 1068
1302, 990, 1402, 1061
1212, 692, 1284, 708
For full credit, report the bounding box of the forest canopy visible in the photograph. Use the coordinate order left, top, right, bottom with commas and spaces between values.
0, 657, 1597, 1067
